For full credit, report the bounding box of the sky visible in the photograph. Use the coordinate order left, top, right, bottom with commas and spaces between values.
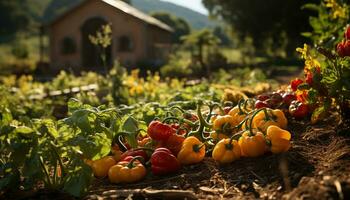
160, 0, 208, 15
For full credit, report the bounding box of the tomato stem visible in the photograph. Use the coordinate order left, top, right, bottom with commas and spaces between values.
248, 108, 265, 136
193, 143, 205, 152
169, 105, 186, 113
127, 156, 144, 169
238, 99, 247, 115
132, 147, 154, 152
115, 134, 128, 152
162, 116, 180, 123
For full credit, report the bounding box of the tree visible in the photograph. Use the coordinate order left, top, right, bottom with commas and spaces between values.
0, 1, 31, 36
202, 0, 318, 55
151, 12, 191, 43
213, 26, 231, 46
122, 0, 132, 4
182, 29, 220, 78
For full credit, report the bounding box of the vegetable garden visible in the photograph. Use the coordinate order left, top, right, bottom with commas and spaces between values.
1, 1, 350, 200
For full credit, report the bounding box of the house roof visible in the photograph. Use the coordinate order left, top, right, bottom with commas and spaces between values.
50, 0, 173, 32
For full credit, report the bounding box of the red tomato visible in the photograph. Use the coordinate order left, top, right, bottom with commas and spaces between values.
257, 94, 270, 101
345, 26, 350, 40
289, 100, 309, 119
147, 121, 176, 141
337, 40, 350, 57
255, 100, 270, 109
151, 148, 181, 176
290, 78, 303, 91
165, 134, 185, 156
282, 92, 296, 106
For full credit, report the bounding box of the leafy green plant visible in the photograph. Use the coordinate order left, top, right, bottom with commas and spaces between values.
302, 0, 349, 48
0, 98, 129, 197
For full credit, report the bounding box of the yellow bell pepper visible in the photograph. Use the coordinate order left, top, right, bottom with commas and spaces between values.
266, 125, 291, 154
251, 108, 287, 132
212, 115, 236, 134
210, 131, 229, 141
177, 136, 206, 165
108, 157, 146, 183
212, 138, 241, 164
228, 106, 247, 126
238, 131, 267, 157
91, 156, 117, 178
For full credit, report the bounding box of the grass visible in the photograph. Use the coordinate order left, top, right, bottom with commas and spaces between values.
0, 35, 49, 74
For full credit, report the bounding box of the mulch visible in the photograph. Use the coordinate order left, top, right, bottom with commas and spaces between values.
2, 113, 349, 200
85, 113, 350, 200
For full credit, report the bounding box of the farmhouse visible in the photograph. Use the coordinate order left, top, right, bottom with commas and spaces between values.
49, 0, 173, 71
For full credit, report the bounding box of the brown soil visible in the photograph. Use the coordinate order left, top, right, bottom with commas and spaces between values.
84, 113, 350, 200
2, 114, 349, 200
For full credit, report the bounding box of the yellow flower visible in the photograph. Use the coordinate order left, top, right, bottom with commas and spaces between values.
324, 0, 347, 19
296, 44, 309, 60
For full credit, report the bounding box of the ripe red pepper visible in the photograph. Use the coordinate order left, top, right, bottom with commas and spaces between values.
336, 40, 350, 57
183, 113, 198, 122
257, 94, 270, 101
223, 106, 232, 115
290, 78, 303, 91
151, 148, 181, 176
120, 149, 148, 161
255, 100, 270, 109
170, 124, 187, 135
147, 120, 176, 141
345, 26, 350, 40
282, 92, 296, 106
165, 134, 185, 156
289, 100, 309, 119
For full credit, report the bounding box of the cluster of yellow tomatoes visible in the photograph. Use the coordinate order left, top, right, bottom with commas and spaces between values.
210, 105, 292, 165
85, 100, 293, 184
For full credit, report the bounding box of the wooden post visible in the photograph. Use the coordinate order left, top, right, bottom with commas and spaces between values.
39, 24, 44, 63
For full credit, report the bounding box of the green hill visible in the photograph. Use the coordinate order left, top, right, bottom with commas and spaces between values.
41, 0, 216, 29
132, 0, 216, 29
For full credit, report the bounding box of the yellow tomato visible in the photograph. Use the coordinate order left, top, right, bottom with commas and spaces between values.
212, 139, 241, 164
177, 136, 206, 165
238, 131, 267, 157
108, 159, 146, 184
91, 156, 117, 178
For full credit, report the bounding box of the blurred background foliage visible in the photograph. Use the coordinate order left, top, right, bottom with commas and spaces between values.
0, 0, 347, 92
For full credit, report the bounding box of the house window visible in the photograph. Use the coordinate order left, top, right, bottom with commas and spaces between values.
118, 36, 133, 52
61, 37, 76, 55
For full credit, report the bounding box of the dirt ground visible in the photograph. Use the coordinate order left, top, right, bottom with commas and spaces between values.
84, 113, 350, 200
1, 113, 349, 200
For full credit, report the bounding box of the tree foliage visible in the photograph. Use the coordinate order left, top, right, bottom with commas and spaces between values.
202, 0, 317, 54
182, 29, 220, 77
0, 1, 31, 36
151, 12, 191, 43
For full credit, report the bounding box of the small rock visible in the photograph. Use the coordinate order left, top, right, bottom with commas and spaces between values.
183, 183, 191, 189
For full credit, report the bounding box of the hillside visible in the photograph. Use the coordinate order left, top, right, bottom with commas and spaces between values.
41, 0, 216, 29
132, 0, 216, 29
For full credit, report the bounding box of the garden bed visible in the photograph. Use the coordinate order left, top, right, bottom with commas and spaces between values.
81, 115, 349, 200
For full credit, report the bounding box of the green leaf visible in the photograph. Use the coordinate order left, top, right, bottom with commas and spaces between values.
297, 83, 311, 90
69, 133, 111, 160
0, 108, 13, 127
16, 126, 35, 136
301, 32, 312, 38
67, 98, 83, 113
0, 125, 16, 136
301, 3, 319, 11
63, 164, 92, 197
122, 116, 138, 133
121, 116, 139, 148
0, 166, 20, 190
311, 106, 327, 124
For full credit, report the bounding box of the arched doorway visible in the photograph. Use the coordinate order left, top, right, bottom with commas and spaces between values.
81, 17, 112, 70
